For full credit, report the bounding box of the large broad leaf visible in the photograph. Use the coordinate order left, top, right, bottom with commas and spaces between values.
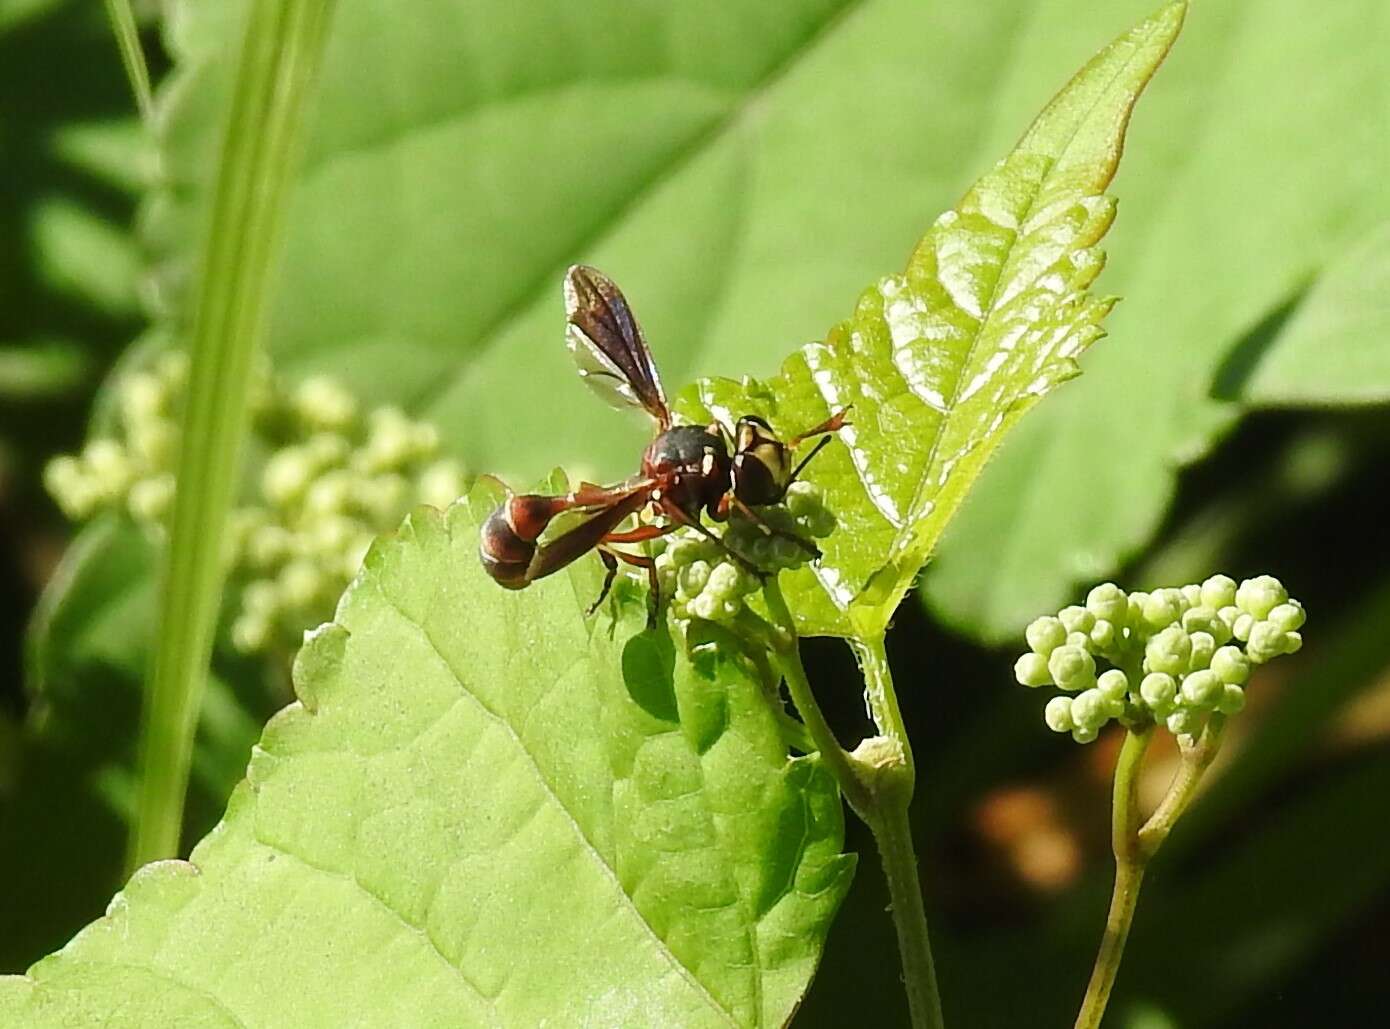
923, 0, 1390, 639
1234, 220, 1390, 406
118, 0, 1390, 643
0, 495, 853, 1026
679, 3, 1184, 638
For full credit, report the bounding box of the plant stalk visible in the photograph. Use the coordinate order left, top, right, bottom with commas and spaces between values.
1075, 719, 1226, 1028
1075, 727, 1152, 1029
870, 801, 946, 1029
128, 0, 337, 872
763, 582, 942, 1028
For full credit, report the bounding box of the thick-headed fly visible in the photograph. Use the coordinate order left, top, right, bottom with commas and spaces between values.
479, 265, 848, 617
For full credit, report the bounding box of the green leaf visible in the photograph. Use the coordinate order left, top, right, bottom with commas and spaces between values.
680, 3, 1185, 638
924, 0, 1390, 640
0, 496, 852, 1026
1234, 221, 1390, 406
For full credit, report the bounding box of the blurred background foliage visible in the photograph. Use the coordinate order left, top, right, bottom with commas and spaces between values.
2, 0, 1389, 1025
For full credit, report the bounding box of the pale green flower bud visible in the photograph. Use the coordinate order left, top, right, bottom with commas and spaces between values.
1140, 672, 1177, 712
1145, 626, 1191, 676
1085, 583, 1129, 627
1187, 631, 1216, 672
1180, 584, 1203, 608
120, 372, 165, 425
1097, 669, 1129, 702
303, 470, 354, 516
678, 560, 712, 597
417, 459, 467, 510
293, 376, 358, 432
1247, 620, 1290, 664
1072, 726, 1099, 744
1232, 612, 1255, 642
1059, 605, 1095, 635
1126, 592, 1150, 628
1181, 669, 1222, 707
278, 559, 324, 610
129, 421, 175, 470
1026, 616, 1067, 656
1014, 653, 1052, 688
242, 579, 279, 616
1200, 574, 1237, 610
1266, 602, 1305, 633
1066, 630, 1091, 650
45, 455, 99, 519
1090, 619, 1117, 651
1048, 645, 1096, 691
305, 433, 351, 470
1142, 588, 1183, 631
1236, 575, 1287, 619
1044, 696, 1075, 733
262, 447, 315, 507
1182, 606, 1224, 638
128, 475, 175, 522
1210, 646, 1250, 685
246, 524, 293, 569
230, 613, 272, 654
1283, 631, 1302, 654
1070, 688, 1105, 729
1218, 605, 1242, 634
84, 439, 132, 495
1217, 683, 1246, 714
1166, 709, 1204, 737
354, 473, 410, 523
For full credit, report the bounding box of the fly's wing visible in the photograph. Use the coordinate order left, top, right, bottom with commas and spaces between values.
564, 265, 670, 428
526, 486, 650, 582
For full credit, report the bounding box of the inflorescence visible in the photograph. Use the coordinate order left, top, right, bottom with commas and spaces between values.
45, 353, 467, 656
652, 481, 835, 626
1014, 575, 1305, 744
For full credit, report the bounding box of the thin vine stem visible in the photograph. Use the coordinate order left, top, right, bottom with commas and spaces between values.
1075, 719, 1227, 1028
1075, 727, 1152, 1029
762, 582, 943, 1029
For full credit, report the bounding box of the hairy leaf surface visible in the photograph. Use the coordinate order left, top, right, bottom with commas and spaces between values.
0, 496, 852, 1026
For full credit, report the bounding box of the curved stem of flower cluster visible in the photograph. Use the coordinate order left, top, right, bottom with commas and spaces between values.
762, 581, 943, 1029
1075, 719, 1227, 1029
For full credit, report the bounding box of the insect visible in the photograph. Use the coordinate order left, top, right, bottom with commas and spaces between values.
478, 265, 848, 617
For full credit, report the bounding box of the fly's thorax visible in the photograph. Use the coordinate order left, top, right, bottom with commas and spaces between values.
642, 423, 731, 518
731, 415, 792, 506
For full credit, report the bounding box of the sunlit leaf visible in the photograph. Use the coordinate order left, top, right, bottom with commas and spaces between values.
680, 3, 1185, 637
924, 0, 1390, 639
0, 496, 852, 1026
1235, 221, 1390, 406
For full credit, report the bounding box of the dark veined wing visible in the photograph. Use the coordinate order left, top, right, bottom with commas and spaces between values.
526, 480, 651, 582
564, 265, 670, 428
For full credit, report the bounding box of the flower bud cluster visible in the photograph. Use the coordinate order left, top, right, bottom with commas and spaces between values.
653, 481, 834, 627
1014, 575, 1304, 744
45, 356, 467, 656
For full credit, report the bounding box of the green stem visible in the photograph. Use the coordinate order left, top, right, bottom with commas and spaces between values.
870, 802, 946, 1029
128, 0, 337, 873
102, 0, 153, 122
762, 582, 942, 1029
1075, 718, 1226, 1028
762, 581, 870, 816
1075, 727, 1152, 1029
